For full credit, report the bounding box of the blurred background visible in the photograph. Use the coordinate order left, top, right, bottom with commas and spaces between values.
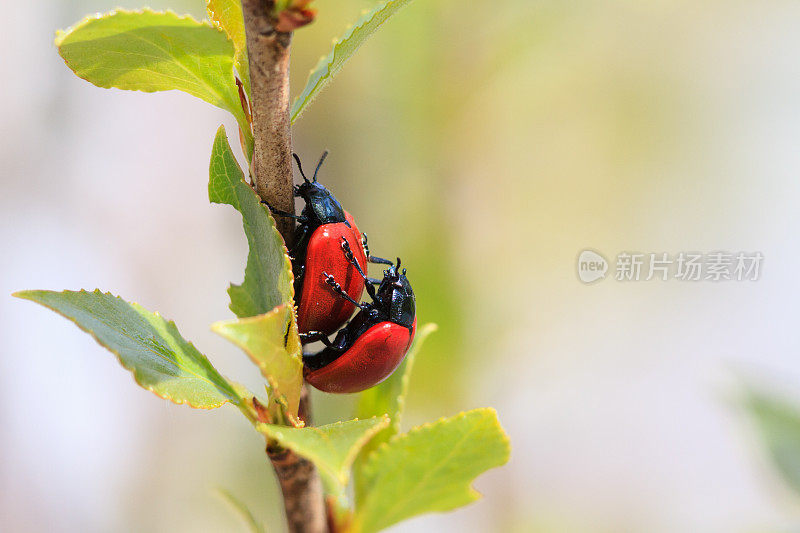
3, 0, 800, 531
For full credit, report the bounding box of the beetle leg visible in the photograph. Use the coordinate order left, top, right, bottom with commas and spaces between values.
361, 232, 394, 265
340, 238, 383, 305
303, 349, 343, 370
368, 255, 394, 266
323, 272, 369, 309
339, 239, 364, 277
340, 238, 379, 300
261, 201, 307, 223
361, 233, 371, 257
299, 331, 341, 349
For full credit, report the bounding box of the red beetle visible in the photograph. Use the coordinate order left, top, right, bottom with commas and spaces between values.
302, 254, 416, 394
265, 153, 390, 337
295, 210, 367, 335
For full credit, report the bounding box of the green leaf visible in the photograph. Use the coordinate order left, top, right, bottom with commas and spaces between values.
355, 323, 437, 454
212, 304, 303, 419
291, 0, 415, 123
741, 386, 800, 496
256, 417, 390, 493
216, 488, 265, 533
353, 408, 511, 533
14, 289, 241, 409
352, 324, 437, 500
56, 9, 251, 154
206, 0, 250, 99
209, 125, 294, 318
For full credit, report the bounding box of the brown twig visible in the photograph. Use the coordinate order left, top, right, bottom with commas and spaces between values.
242, 2, 326, 531
267, 447, 326, 532
242, 0, 296, 240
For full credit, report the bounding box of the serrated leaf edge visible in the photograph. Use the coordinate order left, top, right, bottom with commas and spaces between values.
257, 415, 391, 485
14, 288, 237, 410
356, 407, 511, 524
55, 8, 232, 104
226, 195, 295, 311
209, 125, 296, 313
290, 0, 415, 123
55, 8, 225, 58
211, 302, 302, 368
205, 0, 251, 99
55, 8, 249, 144
211, 303, 302, 421
205, 1, 237, 34
363, 407, 510, 471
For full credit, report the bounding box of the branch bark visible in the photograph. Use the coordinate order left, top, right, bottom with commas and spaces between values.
242, 2, 326, 532
267, 447, 326, 532
242, 0, 296, 240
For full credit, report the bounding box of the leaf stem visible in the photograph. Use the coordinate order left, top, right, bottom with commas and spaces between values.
241, 1, 326, 531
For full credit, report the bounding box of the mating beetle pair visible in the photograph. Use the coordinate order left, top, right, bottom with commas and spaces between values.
266, 153, 416, 393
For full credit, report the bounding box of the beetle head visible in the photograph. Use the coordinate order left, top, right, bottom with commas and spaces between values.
376, 258, 415, 328
292, 152, 346, 224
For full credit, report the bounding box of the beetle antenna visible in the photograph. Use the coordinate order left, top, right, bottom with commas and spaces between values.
313, 151, 329, 182
293, 153, 310, 183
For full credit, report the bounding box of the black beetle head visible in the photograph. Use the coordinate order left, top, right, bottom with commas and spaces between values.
376, 258, 415, 329
293, 152, 346, 225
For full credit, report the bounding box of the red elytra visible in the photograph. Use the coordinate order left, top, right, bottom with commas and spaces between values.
296, 211, 367, 335
304, 318, 417, 393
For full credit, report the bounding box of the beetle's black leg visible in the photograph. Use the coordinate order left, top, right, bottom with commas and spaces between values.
323, 273, 369, 309
361, 233, 371, 257
303, 349, 343, 370
362, 232, 394, 265
367, 277, 381, 285
339, 238, 362, 274
339, 238, 378, 300
368, 255, 394, 266
298, 331, 342, 350
261, 201, 307, 223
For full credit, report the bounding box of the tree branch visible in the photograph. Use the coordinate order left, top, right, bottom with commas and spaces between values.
242, 2, 326, 532
242, 0, 296, 240
267, 445, 326, 533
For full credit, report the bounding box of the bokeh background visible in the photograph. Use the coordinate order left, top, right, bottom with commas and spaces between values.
3, 0, 800, 531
